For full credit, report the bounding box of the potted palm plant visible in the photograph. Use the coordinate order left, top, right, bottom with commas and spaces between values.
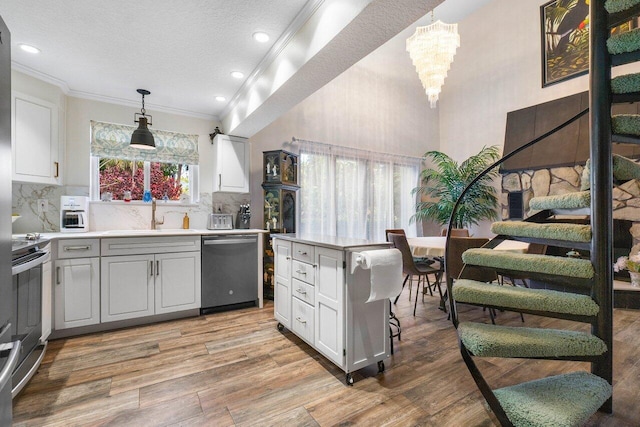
413, 145, 500, 230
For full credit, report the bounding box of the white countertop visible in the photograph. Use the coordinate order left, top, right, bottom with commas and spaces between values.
14, 228, 267, 240
272, 233, 390, 250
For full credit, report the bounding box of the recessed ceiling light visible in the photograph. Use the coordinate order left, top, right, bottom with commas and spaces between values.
230, 71, 244, 79
215, 96, 226, 102
253, 32, 270, 43
19, 44, 40, 54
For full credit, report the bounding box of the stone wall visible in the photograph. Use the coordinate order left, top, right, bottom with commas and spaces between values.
501, 165, 640, 244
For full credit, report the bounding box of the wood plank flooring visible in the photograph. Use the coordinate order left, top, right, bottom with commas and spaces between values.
13, 289, 640, 426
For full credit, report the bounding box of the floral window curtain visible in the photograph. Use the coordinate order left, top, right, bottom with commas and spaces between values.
90, 120, 199, 164
298, 139, 420, 241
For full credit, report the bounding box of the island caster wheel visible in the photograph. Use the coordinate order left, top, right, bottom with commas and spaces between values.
377, 361, 385, 373
277, 322, 284, 332
345, 373, 354, 386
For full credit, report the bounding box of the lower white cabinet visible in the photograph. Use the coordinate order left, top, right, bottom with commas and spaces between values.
54, 257, 100, 329
100, 237, 201, 323
273, 236, 389, 385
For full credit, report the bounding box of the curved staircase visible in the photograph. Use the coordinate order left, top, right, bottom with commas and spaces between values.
443, 2, 640, 425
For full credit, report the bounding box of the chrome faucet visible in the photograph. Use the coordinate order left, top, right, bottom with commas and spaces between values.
151, 198, 164, 230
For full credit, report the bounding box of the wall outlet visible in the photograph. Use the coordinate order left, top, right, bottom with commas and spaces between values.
37, 199, 48, 213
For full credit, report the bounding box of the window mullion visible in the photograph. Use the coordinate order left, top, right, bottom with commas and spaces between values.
144, 161, 150, 191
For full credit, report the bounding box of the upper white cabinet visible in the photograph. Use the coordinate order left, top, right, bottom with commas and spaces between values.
212, 134, 249, 193
12, 91, 62, 185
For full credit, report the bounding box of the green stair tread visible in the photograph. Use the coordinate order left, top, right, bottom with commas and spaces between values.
608, 27, 640, 55
458, 322, 607, 359
611, 72, 640, 93
494, 371, 612, 427
612, 114, 640, 136
582, 154, 640, 190
452, 280, 599, 317
606, 0, 640, 13
529, 191, 590, 211
490, 222, 591, 243
462, 249, 594, 279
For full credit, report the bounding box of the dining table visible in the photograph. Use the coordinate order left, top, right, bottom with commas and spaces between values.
407, 236, 529, 258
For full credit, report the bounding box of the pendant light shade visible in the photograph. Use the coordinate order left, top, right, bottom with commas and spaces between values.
130, 89, 155, 149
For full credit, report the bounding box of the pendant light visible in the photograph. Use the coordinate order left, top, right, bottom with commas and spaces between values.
130, 89, 155, 149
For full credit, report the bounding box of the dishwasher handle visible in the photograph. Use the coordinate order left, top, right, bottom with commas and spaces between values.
203, 236, 257, 245
0, 338, 21, 391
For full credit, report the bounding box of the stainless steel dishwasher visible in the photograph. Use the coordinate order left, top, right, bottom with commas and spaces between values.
201, 234, 258, 314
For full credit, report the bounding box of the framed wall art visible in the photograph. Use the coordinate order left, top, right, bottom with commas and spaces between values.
541, 0, 637, 87
540, 0, 590, 87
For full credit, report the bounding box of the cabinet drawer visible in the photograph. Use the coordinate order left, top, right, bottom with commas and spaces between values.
101, 236, 200, 256
292, 278, 315, 306
291, 297, 314, 344
57, 239, 100, 259
292, 260, 314, 285
293, 242, 314, 263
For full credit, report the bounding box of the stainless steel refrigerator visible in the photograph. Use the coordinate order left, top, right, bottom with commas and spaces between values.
0, 15, 15, 426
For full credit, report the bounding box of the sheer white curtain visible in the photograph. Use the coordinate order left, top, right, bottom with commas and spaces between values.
298, 139, 421, 241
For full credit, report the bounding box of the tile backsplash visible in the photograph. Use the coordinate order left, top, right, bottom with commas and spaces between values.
12, 183, 249, 233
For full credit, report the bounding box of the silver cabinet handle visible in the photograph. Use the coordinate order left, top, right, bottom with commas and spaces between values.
295, 288, 307, 295
149, 260, 154, 277
218, 174, 222, 190
0, 339, 21, 390
295, 317, 307, 324
297, 251, 307, 255
64, 245, 91, 251
295, 270, 307, 275
286, 256, 291, 260
56, 266, 61, 285
156, 260, 160, 276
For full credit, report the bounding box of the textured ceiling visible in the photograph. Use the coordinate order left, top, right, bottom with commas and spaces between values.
2, 0, 310, 118
1, 0, 486, 136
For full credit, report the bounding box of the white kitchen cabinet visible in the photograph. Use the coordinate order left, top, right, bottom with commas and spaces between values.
212, 134, 249, 193
100, 236, 201, 323
54, 257, 100, 329
274, 239, 292, 329
11, 91, 62, 185
54, 239, 101, 330
154, 252, 201, 314
314, 246, 344, 366
273, 235, 390, 385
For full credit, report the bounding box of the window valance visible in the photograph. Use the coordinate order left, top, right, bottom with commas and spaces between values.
90, 120, 199, 164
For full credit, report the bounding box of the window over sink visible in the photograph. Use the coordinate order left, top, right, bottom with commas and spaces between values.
89, 121, 199, 203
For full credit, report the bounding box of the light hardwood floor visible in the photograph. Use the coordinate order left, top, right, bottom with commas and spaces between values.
12, 287, 640, 426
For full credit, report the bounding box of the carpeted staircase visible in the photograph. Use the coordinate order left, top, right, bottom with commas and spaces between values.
443, 2, 640, 425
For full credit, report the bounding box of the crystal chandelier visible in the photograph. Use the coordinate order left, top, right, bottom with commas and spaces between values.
406, 14, 460, 108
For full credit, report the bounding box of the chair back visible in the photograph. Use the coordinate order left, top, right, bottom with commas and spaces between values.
388, 233, 420, 276
385, 229, 406, 242
441, 228, 470, 237
527, 243, 547, 255
447, 237, 497, 282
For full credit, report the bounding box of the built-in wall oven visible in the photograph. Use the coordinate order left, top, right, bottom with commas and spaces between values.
10, 236, 49, 397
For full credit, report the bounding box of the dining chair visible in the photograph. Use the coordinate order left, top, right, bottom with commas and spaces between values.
389, 233, 444, 316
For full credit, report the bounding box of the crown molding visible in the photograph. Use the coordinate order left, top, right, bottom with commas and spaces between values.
67, 89, 218, 121
220, 0, 326, 120
11, 61, 70, 94
11, 61, 217, 121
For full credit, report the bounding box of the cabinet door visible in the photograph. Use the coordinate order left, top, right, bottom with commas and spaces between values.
101, 255, 154, 322
11, 91, 60, 184
54, 258, 100, 329
155, 252, 201, 314
213, 134, 249, 193
273, 239, 292, 328
315, 247, 344, 367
